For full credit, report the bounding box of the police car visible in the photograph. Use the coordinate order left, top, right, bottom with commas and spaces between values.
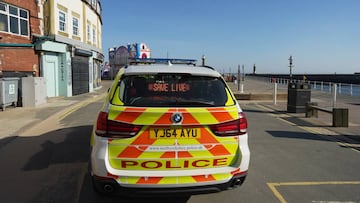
90, 58, 250, 196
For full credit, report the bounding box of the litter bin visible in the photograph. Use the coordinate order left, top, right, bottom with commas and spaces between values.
0, 77, 19, 111
333, 108, 349, 127
287, 82, 311, 113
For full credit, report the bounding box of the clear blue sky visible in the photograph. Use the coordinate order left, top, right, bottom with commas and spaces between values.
101, 0, 360, 74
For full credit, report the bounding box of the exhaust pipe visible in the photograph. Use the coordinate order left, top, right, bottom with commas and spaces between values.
103, 184, 114, 193
231, 178, 242, 187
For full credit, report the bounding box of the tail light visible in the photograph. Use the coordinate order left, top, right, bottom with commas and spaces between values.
210, 112, 247, 136
95, 111, 142, 138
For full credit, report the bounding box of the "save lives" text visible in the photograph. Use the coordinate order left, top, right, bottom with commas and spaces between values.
148, 83, 190, 92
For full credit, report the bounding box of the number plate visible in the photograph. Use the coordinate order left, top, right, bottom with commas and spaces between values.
149, 128, 201, 139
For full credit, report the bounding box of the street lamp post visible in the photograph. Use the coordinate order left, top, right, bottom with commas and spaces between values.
242, 64, 245, 81
289, 55, 294, 80
237, 65, 240, 91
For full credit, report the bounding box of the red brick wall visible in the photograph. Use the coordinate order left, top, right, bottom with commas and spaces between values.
0, 0, 41, 76
0, 47, 38, 74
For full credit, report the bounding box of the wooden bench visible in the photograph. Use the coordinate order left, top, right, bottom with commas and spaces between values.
305, 102, 349, 127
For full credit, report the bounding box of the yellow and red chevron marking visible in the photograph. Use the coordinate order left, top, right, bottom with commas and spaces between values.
107, 105, 241, 186
108, 127, 239, 171
153, 108, 199, 125
115, 130, 155, 159
207, 107, 235, 123
114, 107, 147, 123
108, 106, 239, 125
106, 167, 246, 185
108, 172, 237, 185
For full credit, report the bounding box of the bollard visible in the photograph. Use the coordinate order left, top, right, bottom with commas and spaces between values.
273, 83, 277, 105
305, 102, 318, 118
321, 81, 323, 91
332, 83, 337, 108
338, 83, 341, 94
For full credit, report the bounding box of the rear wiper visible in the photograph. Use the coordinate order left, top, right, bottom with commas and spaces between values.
174, 99, 215, 107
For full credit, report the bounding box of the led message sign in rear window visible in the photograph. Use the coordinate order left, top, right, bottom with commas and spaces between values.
148, 83, 190, 92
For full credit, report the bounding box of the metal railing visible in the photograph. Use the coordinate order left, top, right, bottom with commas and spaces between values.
249, 76, 360, 97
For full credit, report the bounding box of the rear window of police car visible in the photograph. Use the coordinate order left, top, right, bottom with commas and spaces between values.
117, 74, 230, 107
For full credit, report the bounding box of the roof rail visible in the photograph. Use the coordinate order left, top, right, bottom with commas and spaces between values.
129, 58, 197, 65
200, 65, 216, 70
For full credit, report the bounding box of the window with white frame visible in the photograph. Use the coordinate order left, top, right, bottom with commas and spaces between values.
59, 11, 66, 32
91, 0, 96, 8
72, 17, 79, 36
0, 2, 29, 36
92, 27, 96, 44
87, 24, 91, 42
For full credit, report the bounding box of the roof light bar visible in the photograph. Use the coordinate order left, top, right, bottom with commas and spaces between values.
129, 58, 197, 65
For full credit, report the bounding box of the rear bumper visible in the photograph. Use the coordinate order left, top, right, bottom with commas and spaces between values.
92, 172, 247, 196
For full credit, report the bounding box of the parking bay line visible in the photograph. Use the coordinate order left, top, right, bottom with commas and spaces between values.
267, 181, 360, 203
252, 106, 360, 202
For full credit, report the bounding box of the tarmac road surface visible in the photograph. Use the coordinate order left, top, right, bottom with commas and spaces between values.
0, 79, 359, 203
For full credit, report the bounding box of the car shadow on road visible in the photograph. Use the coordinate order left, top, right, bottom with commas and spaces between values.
78, 172, 191, 203
0, 126, 93, 202
22, 126, 91, 171
0, 125, 192, 203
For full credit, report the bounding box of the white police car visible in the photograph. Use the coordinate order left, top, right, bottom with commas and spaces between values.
90, 58, 250, 196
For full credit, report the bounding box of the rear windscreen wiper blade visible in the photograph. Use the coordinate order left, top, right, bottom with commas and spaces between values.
174, 100, 215, 107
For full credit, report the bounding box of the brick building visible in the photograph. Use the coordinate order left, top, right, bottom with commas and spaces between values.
0, 0, 103, 103
0, 0, 41, 77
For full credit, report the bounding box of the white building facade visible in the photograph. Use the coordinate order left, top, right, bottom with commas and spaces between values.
35, 0, 103, 97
